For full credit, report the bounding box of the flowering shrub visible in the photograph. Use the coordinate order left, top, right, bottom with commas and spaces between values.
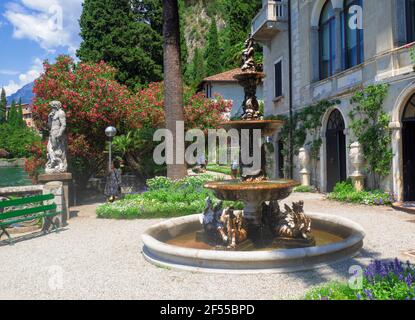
328, 180, 394, 206
29, 56, 231, 187
132, 82, 231, 130
24, 141, 47, 183
96, 174, 242, 219
306, 259, 415, 300
31, 56, 136, 186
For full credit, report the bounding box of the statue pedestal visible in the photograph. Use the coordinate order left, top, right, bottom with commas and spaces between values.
350, 174, 365, 192
300, 170, 311, 187
298, 148, 311, 187
349, 142, 365, 192
39, 172, 72, 225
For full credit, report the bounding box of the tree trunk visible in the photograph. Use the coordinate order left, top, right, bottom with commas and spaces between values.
163, 0, 187, 180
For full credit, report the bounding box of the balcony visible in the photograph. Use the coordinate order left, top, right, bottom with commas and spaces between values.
251, 1, 288, 42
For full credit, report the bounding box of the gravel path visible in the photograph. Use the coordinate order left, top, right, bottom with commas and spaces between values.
0, 193, 414, 300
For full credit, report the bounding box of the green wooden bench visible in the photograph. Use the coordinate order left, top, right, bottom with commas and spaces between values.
0, 194, 61, 245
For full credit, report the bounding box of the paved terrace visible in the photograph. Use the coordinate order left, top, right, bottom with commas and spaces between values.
0, 193, 414, 300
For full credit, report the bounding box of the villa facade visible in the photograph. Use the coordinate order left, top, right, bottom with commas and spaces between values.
252, 0, 415, 201
6, 103, 35, 128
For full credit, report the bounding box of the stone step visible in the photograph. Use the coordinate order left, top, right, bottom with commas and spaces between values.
392, 202, 415, 214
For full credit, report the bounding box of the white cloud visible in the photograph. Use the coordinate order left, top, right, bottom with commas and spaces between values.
4, 0, 83, 54
3, 58, 43, 95
0, 69, 20, 76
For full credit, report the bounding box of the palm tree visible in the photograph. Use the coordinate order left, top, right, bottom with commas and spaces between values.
163, 0, 187, 179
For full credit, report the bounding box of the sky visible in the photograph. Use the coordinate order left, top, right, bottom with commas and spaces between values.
0, 0, 83, 96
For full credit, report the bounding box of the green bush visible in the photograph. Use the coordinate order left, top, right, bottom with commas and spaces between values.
294, 185, 315, 193
328, 180, 393, 206
305, 259, 415, 300
305, 282, 357, 300
0, 123, 40, 158
96, 174, 243, 219
205, 164, 232, 176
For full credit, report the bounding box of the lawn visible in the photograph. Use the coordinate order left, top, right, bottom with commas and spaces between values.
96, 174, 243, 219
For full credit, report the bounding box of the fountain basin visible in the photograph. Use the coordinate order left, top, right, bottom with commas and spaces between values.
142, 213, 365, 274
204, 180, 299, 202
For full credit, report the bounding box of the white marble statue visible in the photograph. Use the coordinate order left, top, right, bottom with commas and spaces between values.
45, 101, 68, 174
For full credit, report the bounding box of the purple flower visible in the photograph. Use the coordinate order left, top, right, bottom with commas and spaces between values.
364, 289, 374, 300
405, 274, 413, 287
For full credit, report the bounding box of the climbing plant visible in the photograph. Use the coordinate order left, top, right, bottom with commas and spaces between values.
409, 47, 415, 71
268, 99, 340, 180
349, 84, 392, 189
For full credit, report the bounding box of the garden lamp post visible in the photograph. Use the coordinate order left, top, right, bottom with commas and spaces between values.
105, 126, 117, 171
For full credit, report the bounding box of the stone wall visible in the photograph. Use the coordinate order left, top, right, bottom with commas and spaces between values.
0, 184, 65, 225
0, 158, 25, 167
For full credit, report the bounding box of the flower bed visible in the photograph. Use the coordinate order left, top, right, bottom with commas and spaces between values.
305, 259, 415, 300
96, 174, 243, 219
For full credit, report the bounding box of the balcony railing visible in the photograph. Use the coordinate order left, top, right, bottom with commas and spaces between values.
252, 1, 288, 38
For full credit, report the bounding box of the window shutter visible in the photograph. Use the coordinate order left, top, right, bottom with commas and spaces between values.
275, 61, 282, 98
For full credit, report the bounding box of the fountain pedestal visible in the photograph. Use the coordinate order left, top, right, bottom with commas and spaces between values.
243, 201, 262, 226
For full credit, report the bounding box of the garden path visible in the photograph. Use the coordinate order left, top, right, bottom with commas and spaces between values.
0, 193, 414, 299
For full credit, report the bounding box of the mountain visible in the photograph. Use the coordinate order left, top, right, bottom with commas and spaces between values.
6, 82, 35, 105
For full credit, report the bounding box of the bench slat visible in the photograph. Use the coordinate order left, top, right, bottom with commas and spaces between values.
0, 204, 57, 220
0, 211, 60, 227
0, 194, 55, 209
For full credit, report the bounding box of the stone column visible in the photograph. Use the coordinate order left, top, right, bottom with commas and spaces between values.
320, 129, 328, 192
43, 181, 64, 227
349, 142, 365, 192
298, 147, 311, 186
390, 121, 403, 202
39, 172, 72, 225
334, 8, 343, 73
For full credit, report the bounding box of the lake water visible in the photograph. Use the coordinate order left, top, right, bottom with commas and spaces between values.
0, 166, 32, 188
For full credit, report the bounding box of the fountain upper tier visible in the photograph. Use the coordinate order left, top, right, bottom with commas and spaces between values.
233, 71, 264, 82
221, 119, 283, 137
204, 179, 299, 203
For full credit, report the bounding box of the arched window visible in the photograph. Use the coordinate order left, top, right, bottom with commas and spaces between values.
403, 94, 415, 121
319, 1, 336, 80
407, 0, 415, 43
342, 0, 364, 69
327, 109, 345, 131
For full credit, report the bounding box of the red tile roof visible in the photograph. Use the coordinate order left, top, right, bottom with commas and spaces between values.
201, 68, 241, 83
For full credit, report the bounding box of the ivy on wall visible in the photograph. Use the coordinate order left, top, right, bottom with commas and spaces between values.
267, 99, 340, 179
349, 84, 391, 189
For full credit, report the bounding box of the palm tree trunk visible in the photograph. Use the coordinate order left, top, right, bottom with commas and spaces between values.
163, 0, 187, 180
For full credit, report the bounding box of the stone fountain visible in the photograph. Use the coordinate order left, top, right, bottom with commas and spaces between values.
203, 34, 312, 249
141, 36, 365, 273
